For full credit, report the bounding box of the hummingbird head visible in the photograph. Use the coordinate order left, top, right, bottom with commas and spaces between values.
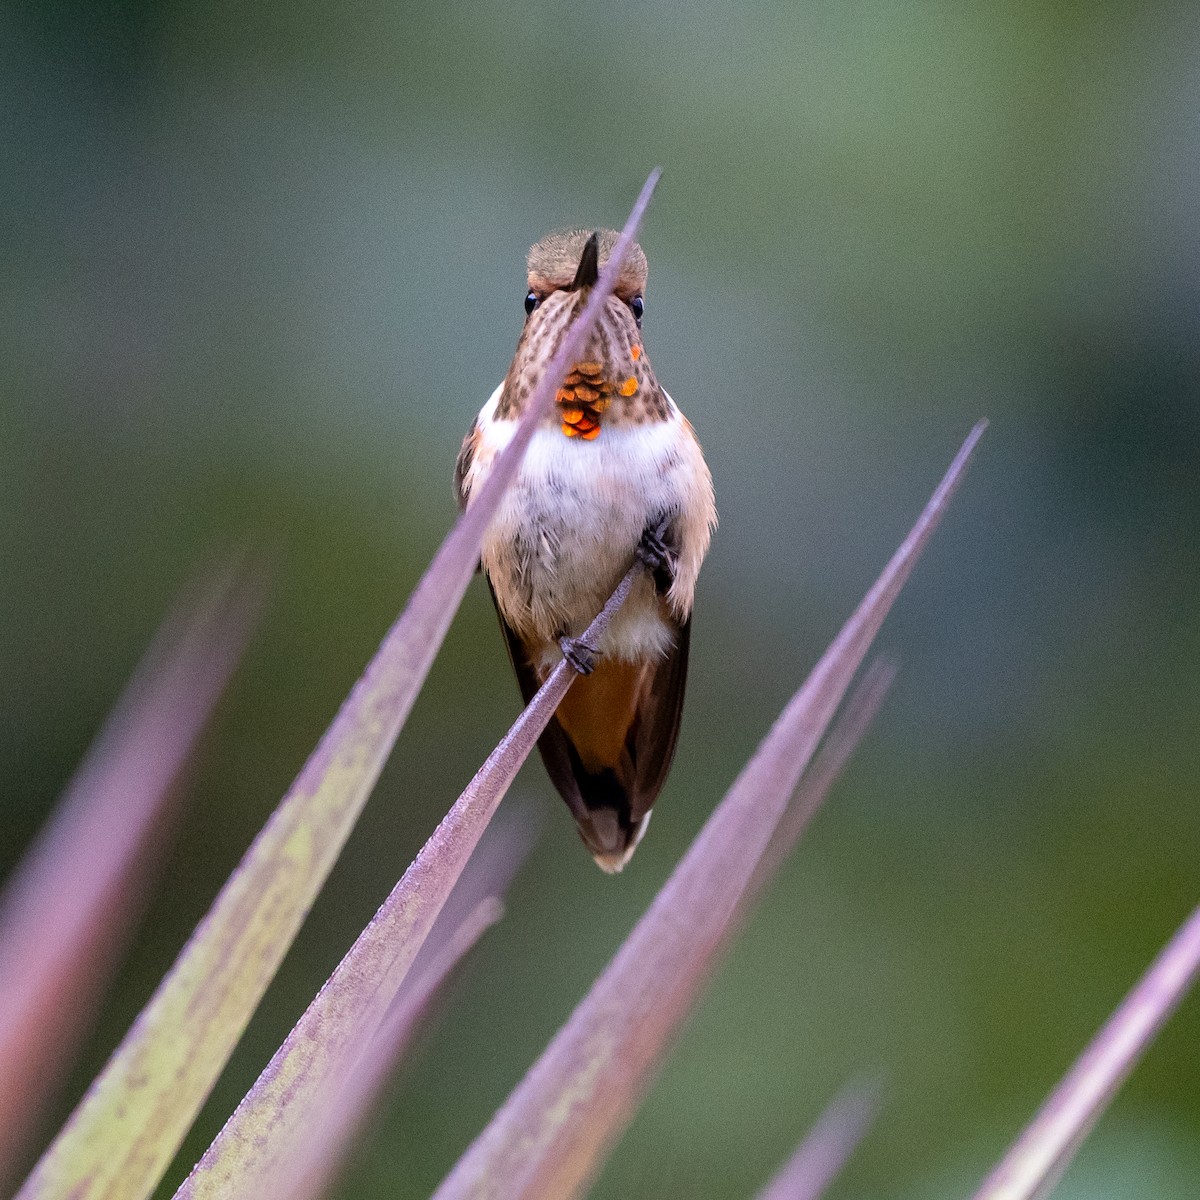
497, 229, 669, 436
526, 227, 646, 298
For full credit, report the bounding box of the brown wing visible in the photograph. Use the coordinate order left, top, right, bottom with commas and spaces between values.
488, 579, 691, 872
487, 582, 593, 825
454, 417, 478, 511
626, 614, 690, 822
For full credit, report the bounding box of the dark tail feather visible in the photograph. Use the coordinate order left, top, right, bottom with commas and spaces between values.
488, 584, 690, 872
557, 752, 653, 874
536, 627, 689, 872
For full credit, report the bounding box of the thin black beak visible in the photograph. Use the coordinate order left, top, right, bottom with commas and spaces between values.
570, 231, 601, 290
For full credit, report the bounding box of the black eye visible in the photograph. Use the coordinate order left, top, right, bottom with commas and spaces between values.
630, 295, 644, 326
524, 291, 540, 315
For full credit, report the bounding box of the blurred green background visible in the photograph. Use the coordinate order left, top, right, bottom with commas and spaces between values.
3, 0, 1199, 1196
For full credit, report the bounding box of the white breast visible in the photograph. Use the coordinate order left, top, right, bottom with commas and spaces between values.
463, 385, 696, 666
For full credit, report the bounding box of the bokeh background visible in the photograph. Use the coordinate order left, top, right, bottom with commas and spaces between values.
3, 0, 1199, 1196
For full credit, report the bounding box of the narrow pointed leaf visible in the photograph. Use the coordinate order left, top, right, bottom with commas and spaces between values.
754, 1079, 880, 1200
174, 562, 645, 1199
0, 565, 260, 1190
265, 813, 536, 1200
972, 900, 1200, 1200
17, 172, 660, 1200
722, 657, 895, 1025
434, 421, 987, 1200
749, 657, 896, 910
278, 896, 506, 1200
402, 807, 538, 989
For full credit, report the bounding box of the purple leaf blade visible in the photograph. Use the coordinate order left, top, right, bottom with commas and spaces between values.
972, 901, 1200, 1200
261, 813, 536, 1200
0, 564, 261, 1192
433, 421, 987, 1200
276, 896, 507, 1200
290, 897, 506, 1200
744, 667, 891, 1200
17, 172, 661, 1200
748, 656, 896, 913
174, 564, 643, 1199
754, 1079, 881, 1200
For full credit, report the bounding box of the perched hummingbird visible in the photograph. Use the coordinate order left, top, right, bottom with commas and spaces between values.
456, 229, 716, 872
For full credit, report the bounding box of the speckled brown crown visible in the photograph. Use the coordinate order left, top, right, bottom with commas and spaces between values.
527, 229, 648, 300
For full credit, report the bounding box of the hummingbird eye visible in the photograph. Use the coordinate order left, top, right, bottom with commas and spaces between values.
524, 291, 540, 316
630, 295, 644, 327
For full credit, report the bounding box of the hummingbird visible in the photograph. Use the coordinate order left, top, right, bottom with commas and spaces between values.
455, 228, 716, 872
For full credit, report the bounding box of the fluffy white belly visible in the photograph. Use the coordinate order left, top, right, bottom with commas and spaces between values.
475, 421, 685, 665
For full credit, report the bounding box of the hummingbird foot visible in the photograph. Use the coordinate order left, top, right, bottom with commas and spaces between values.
635, 515, 678, 594
559, 634, 599, 676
